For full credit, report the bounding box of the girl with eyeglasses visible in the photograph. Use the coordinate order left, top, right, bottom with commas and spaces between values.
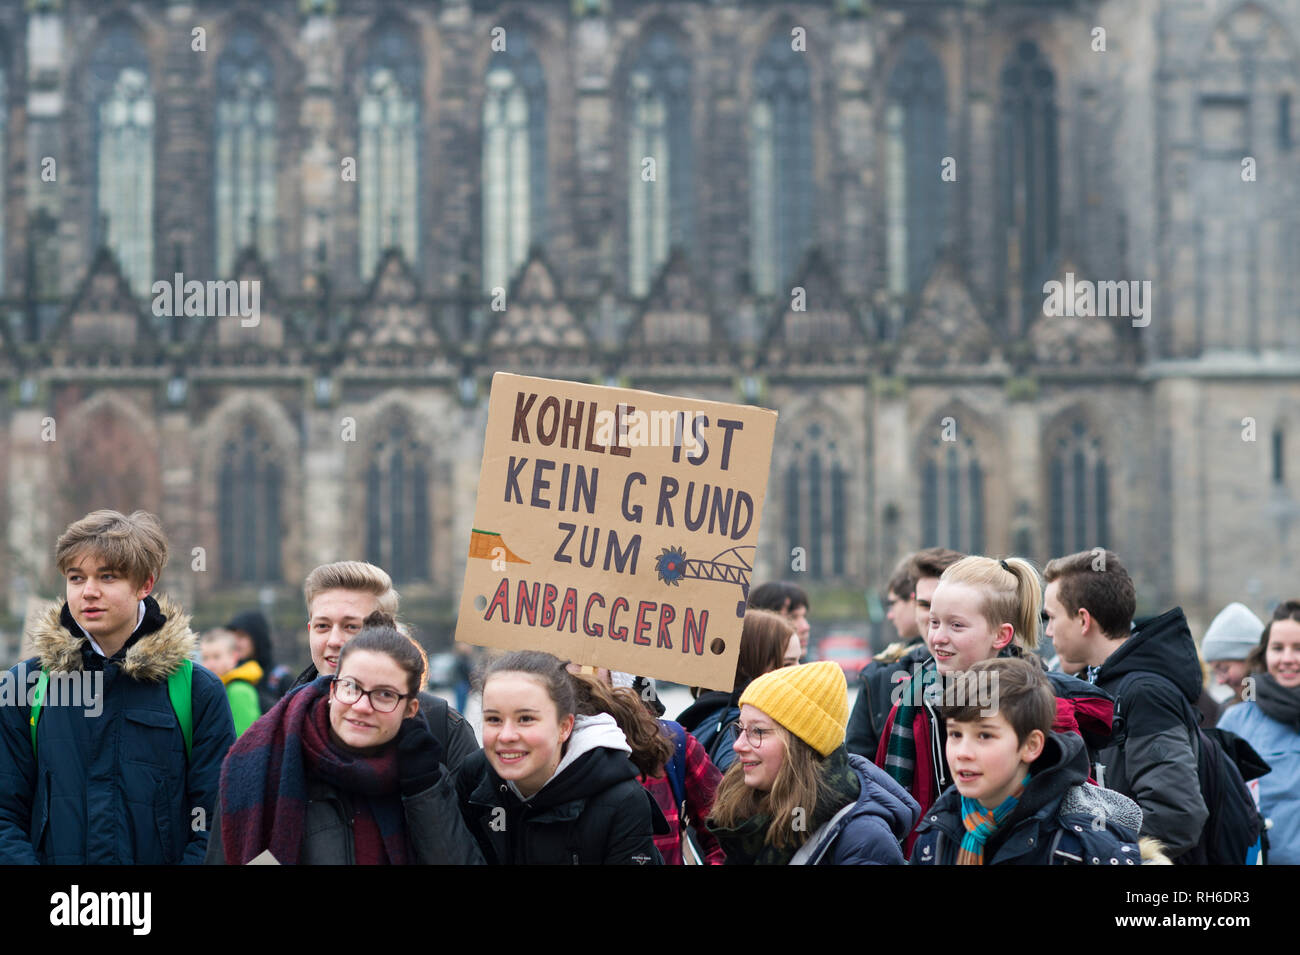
676, 609, 794, 772
706, 661, 920, 864
205, 612, 483, 865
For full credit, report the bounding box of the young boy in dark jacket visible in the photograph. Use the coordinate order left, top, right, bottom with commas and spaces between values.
912, 658, 1142, 865
0, 510, 235, 863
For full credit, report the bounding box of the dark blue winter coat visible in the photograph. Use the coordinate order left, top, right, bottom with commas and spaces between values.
0, 595, 235, 864
910, 731, 1145, 865
798, 754, 921, 865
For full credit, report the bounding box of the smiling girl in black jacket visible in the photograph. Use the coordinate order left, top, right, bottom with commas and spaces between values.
453, 650, 661, 864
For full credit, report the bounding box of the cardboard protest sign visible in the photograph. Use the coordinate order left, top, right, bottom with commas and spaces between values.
455, 373, 778, 690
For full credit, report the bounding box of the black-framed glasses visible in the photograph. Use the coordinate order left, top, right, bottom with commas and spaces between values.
727, 721, 776, 749
331, 677, 410, 713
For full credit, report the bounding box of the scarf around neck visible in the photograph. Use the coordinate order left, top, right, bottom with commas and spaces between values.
219, 676, 409, 865
709, 746, 861, 865
957, 775, 1029, 866
1253, 672, 1300, 731
884, 657, 936, 790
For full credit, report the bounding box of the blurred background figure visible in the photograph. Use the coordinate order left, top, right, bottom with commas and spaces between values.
748, 581, 811, 661
200, 628, 261, 737
453, 642, 477, 714
1202, 602, 1265, 709
226, 609, 290, 714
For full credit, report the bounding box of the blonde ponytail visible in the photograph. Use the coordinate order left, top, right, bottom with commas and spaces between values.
940, 555, 1043, 650
1002, 557, 1042, 650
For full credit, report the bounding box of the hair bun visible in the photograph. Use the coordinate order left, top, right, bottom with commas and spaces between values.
362, 609, 398, 630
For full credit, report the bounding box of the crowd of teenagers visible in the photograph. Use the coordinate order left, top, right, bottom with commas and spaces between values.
1, 509, 1296, 865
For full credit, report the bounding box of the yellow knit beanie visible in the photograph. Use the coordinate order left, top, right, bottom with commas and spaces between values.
739, 661, 848, 757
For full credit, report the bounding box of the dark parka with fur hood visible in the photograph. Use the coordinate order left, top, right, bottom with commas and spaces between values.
454, 713, 661, 865
0, 595, 235, 864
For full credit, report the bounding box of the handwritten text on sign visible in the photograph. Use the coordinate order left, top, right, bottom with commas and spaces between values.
455, 373, 777, 690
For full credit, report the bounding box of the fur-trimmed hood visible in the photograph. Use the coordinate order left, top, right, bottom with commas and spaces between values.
1139, 837, 1173, 864
26, 593, 197, 682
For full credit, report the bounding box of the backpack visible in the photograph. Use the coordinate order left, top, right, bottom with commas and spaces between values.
1186, 725, 1269, 865
692, 704, 740, 770
420, 692, 463, 766
663, 721, 689, 809
1043, 669, 1115, 780
660, 720, 704, 865
30, 660, 194, 759
1110, 671, 1267, 865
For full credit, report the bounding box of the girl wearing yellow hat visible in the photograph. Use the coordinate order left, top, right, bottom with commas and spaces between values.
706, 661, 920, 864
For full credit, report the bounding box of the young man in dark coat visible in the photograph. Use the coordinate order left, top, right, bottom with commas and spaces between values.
0, 510, 235, 864
1043, 549, 1208, 860
289, 560, 479, 770
847, 549, 963, 759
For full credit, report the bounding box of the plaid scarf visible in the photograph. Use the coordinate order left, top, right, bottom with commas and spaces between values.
882, 658, 940, 799
956, 776, 1028, 866
883, 659, 928, 786
219, 676, 409, 865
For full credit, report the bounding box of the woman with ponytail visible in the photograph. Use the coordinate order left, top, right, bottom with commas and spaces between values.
569, 667, 727, 864
568, 670, 675, 778
875, 556, 1113, 857
452, 651, 661, 864
923, 556, 1042, 672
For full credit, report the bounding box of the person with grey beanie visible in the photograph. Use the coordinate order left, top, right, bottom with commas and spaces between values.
1202, 602, 1265, 706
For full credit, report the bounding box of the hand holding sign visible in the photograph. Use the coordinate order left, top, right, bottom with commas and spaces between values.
456, 373, 778, 690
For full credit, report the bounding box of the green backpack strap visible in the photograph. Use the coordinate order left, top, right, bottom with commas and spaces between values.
29, 661, 193, 759
168, 660, 194, 760
29, 668, 50, 754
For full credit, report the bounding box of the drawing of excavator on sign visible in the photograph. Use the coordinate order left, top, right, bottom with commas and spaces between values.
654, 545, 754, 618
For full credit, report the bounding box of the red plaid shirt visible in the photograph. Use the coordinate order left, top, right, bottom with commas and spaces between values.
642, 725, 726, 865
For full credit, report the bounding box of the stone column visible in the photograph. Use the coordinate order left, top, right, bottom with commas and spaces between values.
158, 407, 198, 609
873, 383, 910, 568
8, 409, 55, 612
1155, 377, 1205, 608
299, 12, 340, 291
1005, 398, 1040, 558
